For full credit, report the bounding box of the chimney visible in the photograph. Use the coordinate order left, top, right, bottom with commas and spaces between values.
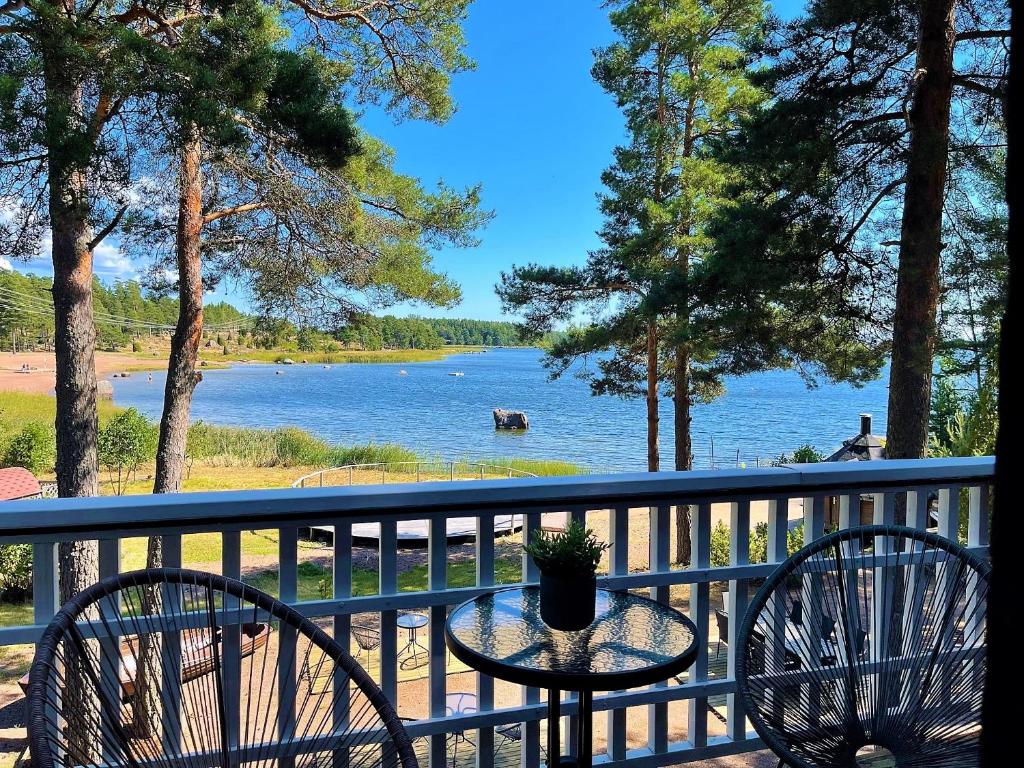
860, 413, 872, 435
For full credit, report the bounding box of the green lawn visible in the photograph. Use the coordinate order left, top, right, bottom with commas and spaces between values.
0, 548, 524, 629
241, 555, 523, 601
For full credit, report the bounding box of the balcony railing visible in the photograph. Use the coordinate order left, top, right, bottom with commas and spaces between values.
0, 456, 992, 768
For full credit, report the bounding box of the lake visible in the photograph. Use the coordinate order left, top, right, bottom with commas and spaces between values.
110, 347, 889, 472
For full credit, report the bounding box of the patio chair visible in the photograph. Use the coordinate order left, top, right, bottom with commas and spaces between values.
27, 568, 418, 768
737, 525, 989, 768
351, 619, 382, 662
714, 609, 729, 658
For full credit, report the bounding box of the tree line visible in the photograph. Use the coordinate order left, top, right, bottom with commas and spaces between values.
336, 316, 527, 349
0, 268, 525, 353
0, 269, 247, 350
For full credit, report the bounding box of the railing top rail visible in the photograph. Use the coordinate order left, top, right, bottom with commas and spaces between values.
0, 457, 993, 540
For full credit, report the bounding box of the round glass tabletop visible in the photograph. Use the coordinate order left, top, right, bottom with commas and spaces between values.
445, 586, 699, 690
397, 612, 429, 629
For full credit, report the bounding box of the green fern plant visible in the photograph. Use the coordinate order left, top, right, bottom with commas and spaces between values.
524, 520, 609, 578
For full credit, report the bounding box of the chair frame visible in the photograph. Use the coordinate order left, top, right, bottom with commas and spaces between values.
27, 568, 418, 768
735, 525, 990, 768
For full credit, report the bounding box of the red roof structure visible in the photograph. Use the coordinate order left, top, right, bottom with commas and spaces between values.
0, 466, 42, 501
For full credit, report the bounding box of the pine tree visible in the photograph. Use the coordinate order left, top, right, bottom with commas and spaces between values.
712, 0, 1009, 459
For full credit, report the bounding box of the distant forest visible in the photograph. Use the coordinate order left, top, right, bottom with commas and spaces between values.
1, 270, 526, 352
0, 270, 246, 350
334, 315, 526, 349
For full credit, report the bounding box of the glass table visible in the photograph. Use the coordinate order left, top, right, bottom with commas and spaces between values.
397, 612, 430, 669
445, 586, 699, 768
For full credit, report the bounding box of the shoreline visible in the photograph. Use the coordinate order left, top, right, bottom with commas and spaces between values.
0, 351, 163, 396
0, 345, 486, 396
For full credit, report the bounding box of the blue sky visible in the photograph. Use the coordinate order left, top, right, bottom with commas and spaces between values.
6, 1, 803, 322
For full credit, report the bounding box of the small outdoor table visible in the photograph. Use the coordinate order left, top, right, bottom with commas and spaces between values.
445, 586, 699, 768
397, 611, 430, 669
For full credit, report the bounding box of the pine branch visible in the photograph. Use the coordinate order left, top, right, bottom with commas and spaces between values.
89, 205, 129, 251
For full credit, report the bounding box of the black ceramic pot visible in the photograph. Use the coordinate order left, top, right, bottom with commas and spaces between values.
539, 571, 597, 631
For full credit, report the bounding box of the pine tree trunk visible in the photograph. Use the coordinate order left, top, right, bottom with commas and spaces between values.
886, 0, 957, 459
135, 133, 204, 737
646, 320, 660, 472
154, 134, 204, 495
674, 345, 693, 566
43, 15, 99, 759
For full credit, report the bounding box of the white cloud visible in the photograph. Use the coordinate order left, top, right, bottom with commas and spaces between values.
0, 257, 12, 272
93, 241, 136, 278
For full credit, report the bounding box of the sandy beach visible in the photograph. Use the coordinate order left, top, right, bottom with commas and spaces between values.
0, 351, 161, 395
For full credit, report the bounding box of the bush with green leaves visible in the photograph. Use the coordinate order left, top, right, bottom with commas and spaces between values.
0, 543, 33, 601
3, 421, 56, 473
772, 445, 823, 465
524, 520, 609, 578
98, 408, 156, 494
710, 520, 804, 568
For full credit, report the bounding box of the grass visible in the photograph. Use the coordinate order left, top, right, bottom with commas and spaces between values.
476, 456, 590, 477
0, 390, 120, 434
186, 422, 420, 468
0, 542, 524, 629
244, 555, 524, 602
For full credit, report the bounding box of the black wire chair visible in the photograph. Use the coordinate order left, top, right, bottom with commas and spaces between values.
27, 568, 417, 768
737, 525, 989, 768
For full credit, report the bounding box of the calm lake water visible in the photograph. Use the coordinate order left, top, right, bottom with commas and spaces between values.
110, 347, 889, 472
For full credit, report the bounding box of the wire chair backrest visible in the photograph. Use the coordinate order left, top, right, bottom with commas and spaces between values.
736, 525, 989, 768
28, 568, 417, 768
351, 623, 382, 652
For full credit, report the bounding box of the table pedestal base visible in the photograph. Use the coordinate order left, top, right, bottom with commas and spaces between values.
547, 689, 593, 768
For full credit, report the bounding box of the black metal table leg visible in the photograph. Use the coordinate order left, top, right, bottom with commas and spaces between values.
545, 688, 593, 768
547, 688, 568, 767
576, 690, 593, 768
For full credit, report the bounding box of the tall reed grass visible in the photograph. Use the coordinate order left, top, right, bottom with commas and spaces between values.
186, 423, 418, 468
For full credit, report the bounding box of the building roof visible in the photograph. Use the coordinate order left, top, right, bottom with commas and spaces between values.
825, 413, 886, 462
0, 466, 42, 501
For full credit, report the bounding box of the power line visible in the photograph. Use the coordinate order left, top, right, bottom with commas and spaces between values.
0, 286, 253, 332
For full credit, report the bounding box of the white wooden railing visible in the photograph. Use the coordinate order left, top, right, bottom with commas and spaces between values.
0, 457, 993, 768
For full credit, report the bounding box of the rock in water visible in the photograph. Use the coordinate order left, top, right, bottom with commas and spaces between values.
493, 409, 529, 430
97, 380, 114, 399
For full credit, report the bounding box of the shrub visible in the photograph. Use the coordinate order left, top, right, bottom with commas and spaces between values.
772, 444, 823, 465
710, 520, 803, 568
132, 340, 143, 353
0, 543, 33, 601
3, 422, 56, 473
98, 408, 154, 494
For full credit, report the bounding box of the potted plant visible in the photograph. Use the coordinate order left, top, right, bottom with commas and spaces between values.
524, 520, 609, 631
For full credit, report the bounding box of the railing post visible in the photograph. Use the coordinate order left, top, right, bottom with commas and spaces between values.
161, 533, 183, 754
32, 541, 60, 627
687, 502, 711, 749
476, 512, 496, 768
765, 498, 789, 723
222, 530, 242, 752
378, 519, 399, 768
521, 510, 542, 768
800, 495, 826, 726
606, 505, 629, 762
647, 503, 671, 755
278, 526, 298, 768
726, 500, 750, 741
97, 538, 120, 762
333, 521, 353, 768
427, 516, 448, 768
